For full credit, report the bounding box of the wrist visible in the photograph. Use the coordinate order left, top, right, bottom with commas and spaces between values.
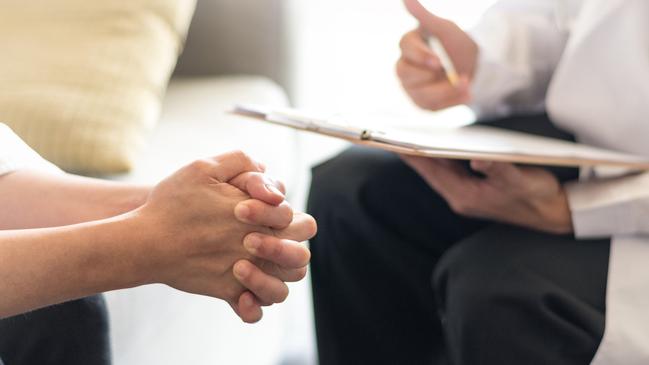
113, 185, 151, 214
115, 206, 188, 288
84, 210, 161, 290
113, 209, 162, 287
49, 212, 156, 297
535, 190, 574, 235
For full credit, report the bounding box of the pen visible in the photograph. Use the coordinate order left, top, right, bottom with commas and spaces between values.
427, 36, 460, 87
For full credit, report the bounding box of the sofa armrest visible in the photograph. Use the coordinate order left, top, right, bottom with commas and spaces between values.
173, 0, 294, 99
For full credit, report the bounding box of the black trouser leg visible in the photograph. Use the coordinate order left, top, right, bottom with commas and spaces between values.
308, 114, 608, 365
0, 295, 111, 365
434, 225, 608, 365
308, 147, 486, 365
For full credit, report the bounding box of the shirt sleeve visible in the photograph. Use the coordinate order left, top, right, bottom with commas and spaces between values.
566, 172, 649, 238
468, 0, 569, 120
0, 123, 61, 176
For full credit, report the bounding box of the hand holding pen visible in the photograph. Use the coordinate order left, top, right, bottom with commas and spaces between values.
397, 0, 479, 111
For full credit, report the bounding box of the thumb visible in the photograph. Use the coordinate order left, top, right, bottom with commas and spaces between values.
403, 0, 447, 36
229, 172, 286, 206
208, 151, 264, 182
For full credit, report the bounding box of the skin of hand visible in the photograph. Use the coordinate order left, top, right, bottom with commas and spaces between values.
402, 156, 574, 235
228, 170, 316, 322
397, 0, 479, 110
129, 151, 316, 323
0, 155, 314, 323
0, 152, 316, 321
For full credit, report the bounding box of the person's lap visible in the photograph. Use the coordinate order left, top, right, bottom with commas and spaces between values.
435, 225, 608, 365
308, 114, 609, 365
308, 146, 486, 364
0, 295, 111, 365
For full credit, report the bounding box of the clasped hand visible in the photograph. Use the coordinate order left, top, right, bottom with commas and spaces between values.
132, 151, 317, 324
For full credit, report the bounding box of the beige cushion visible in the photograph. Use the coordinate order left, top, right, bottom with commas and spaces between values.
0, 0, 196, 174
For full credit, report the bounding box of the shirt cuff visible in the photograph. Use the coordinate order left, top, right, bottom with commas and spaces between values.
467, 32, 525, 120
566, 173, 649, 239
0, 124, 62, 176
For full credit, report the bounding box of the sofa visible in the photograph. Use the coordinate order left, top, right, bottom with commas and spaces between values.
103, 1, 323, 364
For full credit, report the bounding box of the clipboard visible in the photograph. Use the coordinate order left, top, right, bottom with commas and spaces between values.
231, 104, 649, 171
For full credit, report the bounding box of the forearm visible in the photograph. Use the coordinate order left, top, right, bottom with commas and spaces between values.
0, 213, 148, 318
0, 170, 150, 229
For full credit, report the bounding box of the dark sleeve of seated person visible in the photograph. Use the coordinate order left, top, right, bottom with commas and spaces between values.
307, 113, 609, 365
0, 296, 111, 365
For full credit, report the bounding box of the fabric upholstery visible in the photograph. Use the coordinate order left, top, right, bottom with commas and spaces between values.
0, 0, 196, 173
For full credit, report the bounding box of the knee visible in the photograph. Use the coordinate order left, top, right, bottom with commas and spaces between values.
433, 229, 536, 332
434, 238, 506, 328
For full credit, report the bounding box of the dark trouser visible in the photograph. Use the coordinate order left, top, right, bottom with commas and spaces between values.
307, 115, 610, 365
0, 295, 111, 365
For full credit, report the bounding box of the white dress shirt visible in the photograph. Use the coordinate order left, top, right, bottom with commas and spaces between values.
0, 123, 59, 176
469, 0, 649, 363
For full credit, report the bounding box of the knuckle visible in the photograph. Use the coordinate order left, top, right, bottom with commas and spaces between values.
399, 30, 418, 50
230, 150, 254, 166
274, 285, 290, 304
399, 35, 409, 51
281, 205, 294, 225
413, 98, 429, 110
238, 171, 259, 184
308, 216, 318, 239
409, 90, 439, 111
224, 285, 243, 303
412, 95, 435, 111
424, 98, 443, 111
269, 238, 285, 259
395, 59, 408, 79
188, 159, 213, 173
290, 213, 318, 240
240, 267, 260, 289
294, 267, 308, 281
251, 173, 266, 185
302, 246, 312, 265
449, 199, 469, 215
305, 216, 318, 238
275, 179, 287, 192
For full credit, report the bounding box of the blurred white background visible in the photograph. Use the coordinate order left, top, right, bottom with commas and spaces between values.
291, 0, 497, 112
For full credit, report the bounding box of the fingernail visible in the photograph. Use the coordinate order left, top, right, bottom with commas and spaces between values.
234, 263, 249, 278
244, 235, 262, 252
235, 204, 250, 220
265, 184, 284, 197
